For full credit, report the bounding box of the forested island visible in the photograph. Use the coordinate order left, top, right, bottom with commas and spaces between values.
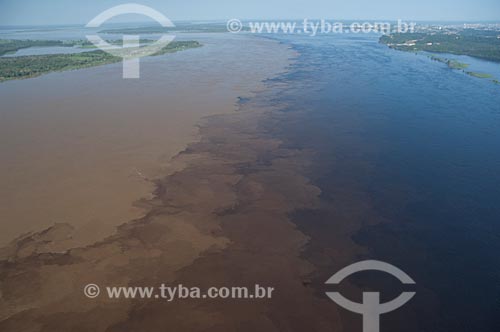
379, 29, 500, 62
0, 39, 83, 56
0, 40, 201, 82
380, 29, 500, 83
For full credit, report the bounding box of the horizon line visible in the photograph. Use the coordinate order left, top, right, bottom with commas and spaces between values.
2, 18, 500, 28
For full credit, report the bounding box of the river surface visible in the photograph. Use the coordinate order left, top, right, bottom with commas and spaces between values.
0, 30, 291, 249
424, 51, 500, 80
1, 25, 500, 331
267, 32, 500, 332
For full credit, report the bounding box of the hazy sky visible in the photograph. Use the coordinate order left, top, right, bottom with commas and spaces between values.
1, 0, 500, 25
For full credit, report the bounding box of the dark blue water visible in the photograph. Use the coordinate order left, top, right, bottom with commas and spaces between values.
267, 33, 500, 331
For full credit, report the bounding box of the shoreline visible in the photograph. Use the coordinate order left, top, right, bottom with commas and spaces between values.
0, 41, 202, 82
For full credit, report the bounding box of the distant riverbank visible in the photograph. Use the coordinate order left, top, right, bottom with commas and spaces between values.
380, 29, 500, 84
0, 40, 201, 82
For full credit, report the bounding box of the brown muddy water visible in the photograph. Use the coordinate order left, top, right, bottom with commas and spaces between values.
0, 33, 291, 251
0, 31, 347, 331
2, 29, 500, 332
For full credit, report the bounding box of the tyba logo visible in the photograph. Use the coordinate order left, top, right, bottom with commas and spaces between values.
86, 4, 175, 78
